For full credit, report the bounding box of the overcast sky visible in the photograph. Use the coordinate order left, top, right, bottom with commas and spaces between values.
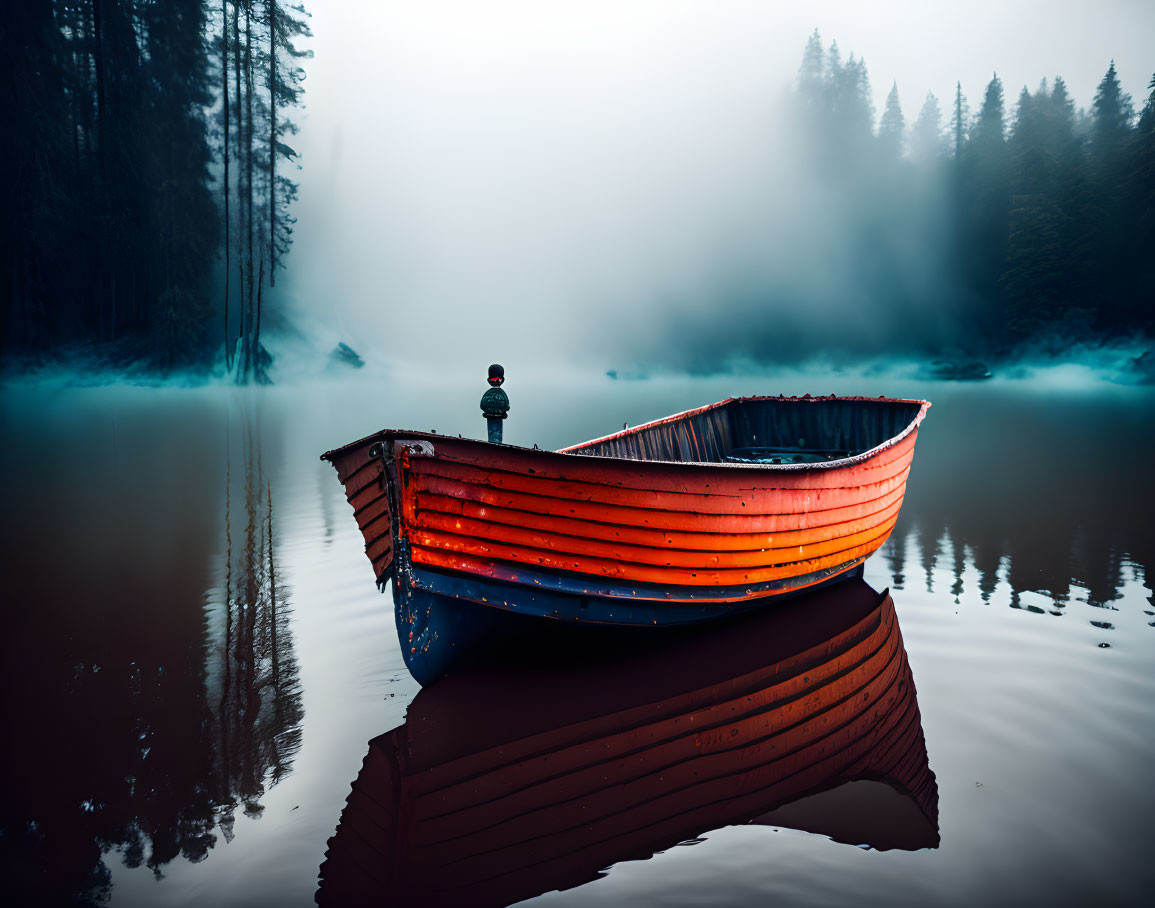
286, 0, 1154, 371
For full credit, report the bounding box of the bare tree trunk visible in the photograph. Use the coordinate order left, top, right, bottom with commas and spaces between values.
268, 0, 276, 287
92, 0, 106, 156
255, 251, 265, 382
233, 0, 245, 378
68, 3, 81, 173
92, 0, 107, 339
222, 0, 232, 369
244, 1, 255, 381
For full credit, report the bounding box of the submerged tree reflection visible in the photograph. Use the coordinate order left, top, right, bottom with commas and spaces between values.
0, 406, 302, 904
211, 414, 304, 837
883, 516, 1151, 616
880, 392, 1153, 618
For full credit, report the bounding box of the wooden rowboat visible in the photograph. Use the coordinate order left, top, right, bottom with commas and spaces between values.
315, 580, 938, 907
321, 395, 930, 683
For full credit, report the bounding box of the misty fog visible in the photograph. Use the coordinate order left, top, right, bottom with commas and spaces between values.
282, 0, 1155, 375
4, 1, 1153, 380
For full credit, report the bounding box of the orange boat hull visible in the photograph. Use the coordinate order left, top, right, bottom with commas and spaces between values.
322, 395, 930, 682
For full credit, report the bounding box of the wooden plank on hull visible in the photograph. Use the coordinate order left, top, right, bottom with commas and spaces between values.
411, 490, 906, 557
409, 519, 895, 588
408, 513, 898, 573
405, 467, 912, 529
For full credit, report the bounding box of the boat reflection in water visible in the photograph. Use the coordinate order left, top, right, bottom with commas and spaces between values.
316, 579, 937, 907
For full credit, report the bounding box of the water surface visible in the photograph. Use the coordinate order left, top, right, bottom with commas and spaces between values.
1, 372, 1151, 906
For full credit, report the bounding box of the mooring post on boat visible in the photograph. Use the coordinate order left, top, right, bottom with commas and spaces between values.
480, 363, 509, 444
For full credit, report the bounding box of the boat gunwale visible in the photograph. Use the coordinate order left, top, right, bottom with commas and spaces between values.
556, 395, 930, 472
320, 395, 930, 475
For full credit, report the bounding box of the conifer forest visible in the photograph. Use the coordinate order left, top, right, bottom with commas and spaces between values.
784, 30, 1154, 364
3, 0, 311, 380
2, 11, 1152, 379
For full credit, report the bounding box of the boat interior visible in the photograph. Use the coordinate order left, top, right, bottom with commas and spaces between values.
566, 397, 924, 465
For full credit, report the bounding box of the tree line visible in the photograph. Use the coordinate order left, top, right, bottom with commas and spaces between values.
794, 30, 1154, 361
5, 15, 1151, 375
1, 0, 310, 380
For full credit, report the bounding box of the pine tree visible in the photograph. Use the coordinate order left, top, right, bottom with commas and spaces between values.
958, 75, 1010, 342
232, 0, 246, 366
1133, 74, 1155, 335
1089, 61, 1137, 333
218, 0, 310, 383
1, 0, 73, 351
1009, 86, 1047, 191
265, 0, 312, 288
951, 82, 968, 159
1001, 85, 1062, 342
879, 81, 905, 158
973, 74, 1007, 148
1047, 77, 1076, 150
222, 0, 232, 369
823, 39, 842, 128
911, 92, 944, 164
2, 0, 220, 366
141, 0, 219, 367
2, 1, 307, 375
839, 54, 874, 140
244, 0, 255, 379
1092, 61, 1134, 161
1051, 80, 1098, 332
797, 28, 824, 108
826, 40, 842, 86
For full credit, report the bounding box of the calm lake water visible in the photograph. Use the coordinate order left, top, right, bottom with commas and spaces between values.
1, 369, 1152, 907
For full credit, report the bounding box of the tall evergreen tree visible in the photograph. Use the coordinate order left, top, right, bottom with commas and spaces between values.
141, 0, 220, 365
1133, 74, 1155, 334
1089, 62, 1138, 333
951, 81, 968, 159
879, 81, 905, 159
1050, 78, 1100, 333
1001, 84, 1065, 343
837, 54, 874, 140
221, 0, 233, 369
1, 0, 73, 351
0, 1, 309, 377
973, 74, 1007, 148
1047, 77, 1077, 149
243, 0, 255, 377
797, 28, 825, 108
826, 40, 842, 86
822, 39, 842, 132
265, 0, 312, 289
220, 0, 310, 383
780, 37, 1155, 359
1092, 61, 1134, 160
1, 0, 221, 366
957, 75, 1010, 341
911, 92, 944, 163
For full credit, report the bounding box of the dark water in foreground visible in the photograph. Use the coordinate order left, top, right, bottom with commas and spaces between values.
1, 371, 1152, 907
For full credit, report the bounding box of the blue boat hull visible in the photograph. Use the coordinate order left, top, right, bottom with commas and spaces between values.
393, 560, 867, 685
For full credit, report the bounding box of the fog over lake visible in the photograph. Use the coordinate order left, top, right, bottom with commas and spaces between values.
282, 0, 1155, 372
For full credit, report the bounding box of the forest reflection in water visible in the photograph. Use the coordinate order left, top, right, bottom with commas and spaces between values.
0, 376, 1151, 907
884, 389, 1152, 618
212, 412, 304, 843
0, 398, 302, 905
